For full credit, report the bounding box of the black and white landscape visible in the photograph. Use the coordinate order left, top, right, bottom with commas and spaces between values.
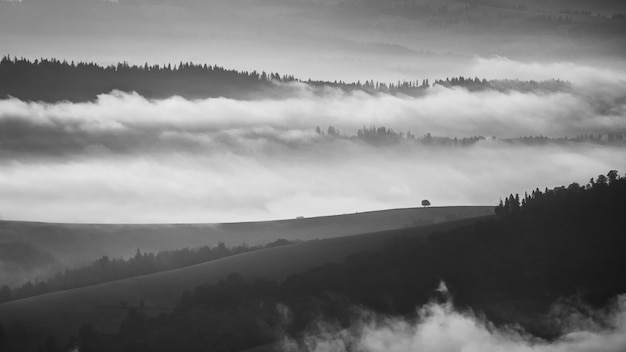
1, 0, 626, 351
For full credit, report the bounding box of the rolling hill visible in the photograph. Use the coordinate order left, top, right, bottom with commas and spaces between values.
0, 206, 492, 287
0, 215, 490, 350
3, 172, 626, 351
6, 171, 620, 352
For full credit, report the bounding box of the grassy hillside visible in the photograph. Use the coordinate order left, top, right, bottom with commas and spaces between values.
0, 216, 487, 350
0, 206, 492, 287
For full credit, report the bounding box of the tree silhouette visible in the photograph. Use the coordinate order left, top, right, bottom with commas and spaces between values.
607, 170, 619, 185
421, 199, 431, 207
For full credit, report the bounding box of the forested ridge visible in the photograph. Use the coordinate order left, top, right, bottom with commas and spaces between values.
1, 55, 570, 102
10, 170, 623, 352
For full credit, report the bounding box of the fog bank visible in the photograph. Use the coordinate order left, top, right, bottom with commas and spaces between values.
1, 78, 625, 156
0, 142, 622, 223
0, 82, 624, 223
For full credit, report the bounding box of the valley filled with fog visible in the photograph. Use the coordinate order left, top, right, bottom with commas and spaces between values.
1, 59, 625, 223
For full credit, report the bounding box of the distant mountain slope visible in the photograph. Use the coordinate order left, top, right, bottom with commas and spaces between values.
0, 206, 492, 286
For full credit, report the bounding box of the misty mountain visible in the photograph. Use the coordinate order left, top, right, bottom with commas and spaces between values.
14, 170, 624, 352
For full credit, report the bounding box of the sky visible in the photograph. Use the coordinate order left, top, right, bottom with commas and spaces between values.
1, 0, 626, 223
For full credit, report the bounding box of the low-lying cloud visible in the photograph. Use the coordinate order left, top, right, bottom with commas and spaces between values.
0, 80, 625, 223
282, 293, 626, 352
1, 79, 625, 156
470, 56, 626, 86
0, 140, 622, 223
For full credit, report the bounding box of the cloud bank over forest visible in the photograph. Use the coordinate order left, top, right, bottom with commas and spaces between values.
1, 70, 625, 223
470, 56, 626, 85
1, 141, 622, 223
1, 68, 625, 156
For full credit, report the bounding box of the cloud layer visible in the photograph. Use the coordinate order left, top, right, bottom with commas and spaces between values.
0, 135, 622, 223
1, 76, 625, 157
0, 76, 625, 223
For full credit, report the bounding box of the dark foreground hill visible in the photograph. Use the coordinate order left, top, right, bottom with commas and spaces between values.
1, 170, 620, 352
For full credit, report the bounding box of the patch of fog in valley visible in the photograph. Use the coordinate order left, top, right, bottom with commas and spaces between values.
281, 286, 626, 352
0, 140, 623, 224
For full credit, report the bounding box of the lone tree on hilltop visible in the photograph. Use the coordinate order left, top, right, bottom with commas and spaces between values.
422, 199, 431, 207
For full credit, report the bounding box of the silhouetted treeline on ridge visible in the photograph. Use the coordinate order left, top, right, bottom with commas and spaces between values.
0, 55, 292, 102
317, 124, 487, 146
0, 239, 294, 304
24, 170, 625, 352
1, 55, 571, 102
495, 170, 622, 214
433, 76, 571, 92
0, 55, 428, 102
319, 125, 626, 147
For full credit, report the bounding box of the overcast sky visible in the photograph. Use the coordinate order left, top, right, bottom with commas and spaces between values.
2, 0, 626, 82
